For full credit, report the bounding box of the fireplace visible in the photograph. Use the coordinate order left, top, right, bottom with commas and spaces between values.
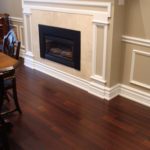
39, 25, 81, 70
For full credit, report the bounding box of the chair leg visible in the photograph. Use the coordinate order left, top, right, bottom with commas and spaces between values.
0, 85, 5, 116
12, 79, 22, 114
1, 128, 10, 150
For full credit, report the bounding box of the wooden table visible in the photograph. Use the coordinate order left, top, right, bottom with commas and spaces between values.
0, 52, 18, 72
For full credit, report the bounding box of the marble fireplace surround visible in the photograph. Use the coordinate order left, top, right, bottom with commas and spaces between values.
23, 0, 119, 100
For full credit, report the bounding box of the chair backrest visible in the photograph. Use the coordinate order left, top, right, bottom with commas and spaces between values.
3, 29, 21, 60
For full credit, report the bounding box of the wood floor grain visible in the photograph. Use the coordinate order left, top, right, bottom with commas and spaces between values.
6, 64, 150, 150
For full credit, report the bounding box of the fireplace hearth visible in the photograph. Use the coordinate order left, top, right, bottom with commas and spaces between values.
39, 25, 81, 70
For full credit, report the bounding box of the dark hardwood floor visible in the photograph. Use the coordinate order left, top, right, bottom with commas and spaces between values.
5, 63, 150, 150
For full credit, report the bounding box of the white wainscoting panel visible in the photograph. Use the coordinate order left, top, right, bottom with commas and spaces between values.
10, 17, 25, 57
130, 50, 150, 89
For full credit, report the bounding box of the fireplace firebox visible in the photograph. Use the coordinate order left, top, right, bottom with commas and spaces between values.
39, 25, 81, 70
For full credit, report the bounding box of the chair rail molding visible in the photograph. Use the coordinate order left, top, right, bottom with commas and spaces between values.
9, 16, 23, 23
122, 35, 150, 47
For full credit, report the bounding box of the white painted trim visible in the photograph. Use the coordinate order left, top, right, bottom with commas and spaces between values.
92, 24, 97, 77
9, 16, 23, 23
102, 25, 108, 81
24, 0, 112, 17
20, 49, 26, 58
92, 20, 109, 25
130, 50, 150, 89
23, 1, 110, 86
24, 0, 110, 7
120, 85, 150, 107
105, 84, 121, 100
19, 26, 25, 49
23, 6, 32, 15
91, 22, 108, 84
130, 80, 150, 90
26, 51, 34, 57
24, 56, 150, 107
24, 56, 119, 100
24, 56, 91, 91
23, 12, 33, 54
122, 35, 150, 47
91, 75, 106, 84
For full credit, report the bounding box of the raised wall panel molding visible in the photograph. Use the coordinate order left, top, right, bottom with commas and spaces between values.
130, 50, 150, 89
19, 26, 25, 49
122, 35, 150, 47
91, 21, 108, 85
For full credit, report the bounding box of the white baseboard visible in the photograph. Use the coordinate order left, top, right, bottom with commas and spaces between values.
120, 85, 150, 107
24, 56, 150, 107
105, 84, 121, 100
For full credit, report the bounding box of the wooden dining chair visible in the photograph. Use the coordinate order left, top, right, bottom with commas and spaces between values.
3, 29, 21, 60
0, 67, 22, 115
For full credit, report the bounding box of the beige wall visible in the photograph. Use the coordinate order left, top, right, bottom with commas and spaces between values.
108, 1, 125, 86
0, 0, 22, 17
124, 0, 150, 39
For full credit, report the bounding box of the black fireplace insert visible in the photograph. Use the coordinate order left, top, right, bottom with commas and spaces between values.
39, 25, 81, 70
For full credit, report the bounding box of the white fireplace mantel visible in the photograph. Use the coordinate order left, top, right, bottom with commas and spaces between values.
22, 0, 119, 100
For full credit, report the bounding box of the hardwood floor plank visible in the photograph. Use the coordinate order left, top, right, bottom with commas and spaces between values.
4, 64, 149, 150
